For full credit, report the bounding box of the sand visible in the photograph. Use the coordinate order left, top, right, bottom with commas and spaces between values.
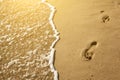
47, 0, 120, 80
1, 0, 120, 80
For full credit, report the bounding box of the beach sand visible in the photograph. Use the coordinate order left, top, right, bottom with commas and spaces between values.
47, 0, 120, 80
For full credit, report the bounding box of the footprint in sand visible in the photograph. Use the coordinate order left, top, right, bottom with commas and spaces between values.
99, 10, 110, 23
81, 41, 98, 61
102, 15, 110, 23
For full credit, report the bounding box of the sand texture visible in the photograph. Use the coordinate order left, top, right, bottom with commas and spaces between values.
47, 0, 120, 80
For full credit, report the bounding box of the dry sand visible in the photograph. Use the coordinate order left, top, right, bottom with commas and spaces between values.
47, 0, 120, 80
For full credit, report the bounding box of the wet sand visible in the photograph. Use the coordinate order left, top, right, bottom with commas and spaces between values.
0, 0, 58, 80
47, 0, 120, 80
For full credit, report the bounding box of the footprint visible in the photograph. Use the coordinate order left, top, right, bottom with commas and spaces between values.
102, 15, 110, 23
100, 10, 105, 13
81, 41, 98, 61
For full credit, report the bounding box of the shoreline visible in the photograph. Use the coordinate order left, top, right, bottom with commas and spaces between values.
42, 0, 59, 80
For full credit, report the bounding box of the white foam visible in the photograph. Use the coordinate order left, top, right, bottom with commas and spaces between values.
41, 0, 59, 80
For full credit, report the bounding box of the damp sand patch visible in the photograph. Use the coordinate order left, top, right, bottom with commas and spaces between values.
0, 0, 59, 80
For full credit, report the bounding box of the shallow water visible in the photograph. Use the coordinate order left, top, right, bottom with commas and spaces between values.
0, 0, 58, 80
